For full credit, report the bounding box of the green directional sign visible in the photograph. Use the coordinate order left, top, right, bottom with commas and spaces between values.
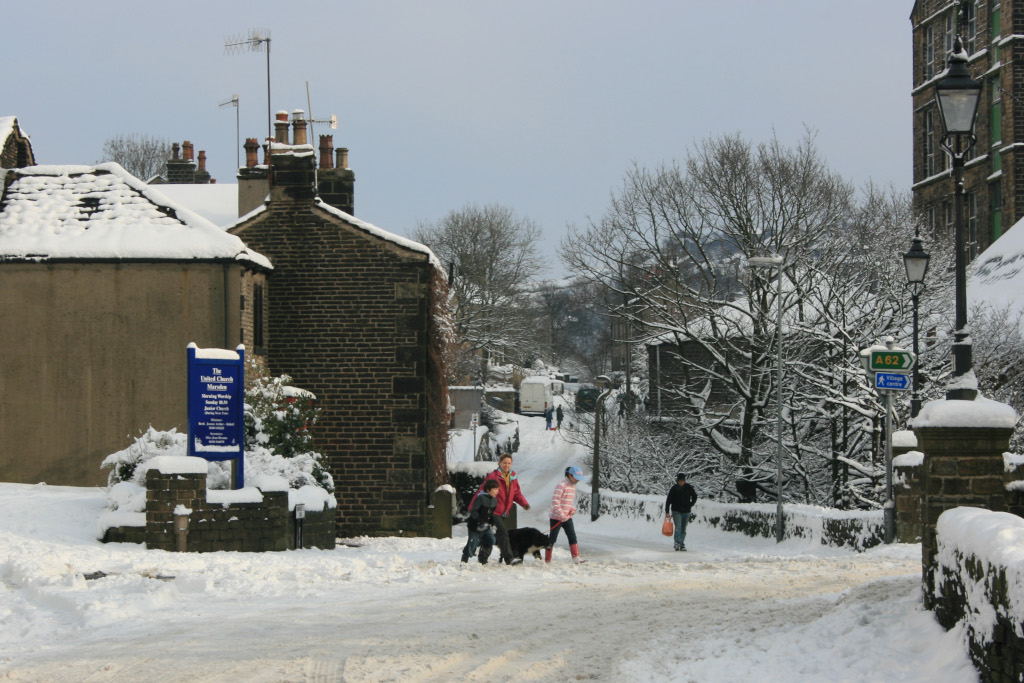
869, 350, 915, 372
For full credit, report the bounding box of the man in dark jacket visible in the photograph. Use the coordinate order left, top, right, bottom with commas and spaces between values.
665, 472, 698, 551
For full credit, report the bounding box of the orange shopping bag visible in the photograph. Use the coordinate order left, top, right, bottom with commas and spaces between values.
661, 516, 674, 536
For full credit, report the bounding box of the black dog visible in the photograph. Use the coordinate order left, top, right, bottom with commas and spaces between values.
507, 527, 552, 562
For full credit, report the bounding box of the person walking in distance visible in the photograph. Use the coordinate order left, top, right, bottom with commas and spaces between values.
665, 472, 698, 551
555, 404, 564, 429
546, 465, 585, 564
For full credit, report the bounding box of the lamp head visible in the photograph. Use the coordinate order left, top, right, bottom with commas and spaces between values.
903, 236, 931, 286
934, 36, 983, 136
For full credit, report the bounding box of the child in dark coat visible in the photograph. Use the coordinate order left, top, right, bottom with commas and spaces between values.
462, 479, 502, 564
665, 472, 698, 551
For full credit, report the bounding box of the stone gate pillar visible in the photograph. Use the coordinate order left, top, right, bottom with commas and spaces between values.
914, 397, 1016, 609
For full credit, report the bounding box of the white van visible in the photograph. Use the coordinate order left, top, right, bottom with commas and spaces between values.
519, 376, 554, 416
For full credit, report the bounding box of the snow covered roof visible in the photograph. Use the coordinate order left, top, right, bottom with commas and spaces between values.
0, 163, 270, 268
0, 116, 23, 146
314, 198, 443, 271
969, 216, 1024, 326
152, 183, 241, 228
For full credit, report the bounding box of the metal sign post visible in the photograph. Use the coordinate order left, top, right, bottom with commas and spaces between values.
883, 388, 895, 544
860, 337, 914, 544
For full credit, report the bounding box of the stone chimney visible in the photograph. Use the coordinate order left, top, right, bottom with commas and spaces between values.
166, 140, 196, 184
319, 135, 334, 170
319, 146, 355, 215
291, 110, 307, 146
194, 150, 211, 184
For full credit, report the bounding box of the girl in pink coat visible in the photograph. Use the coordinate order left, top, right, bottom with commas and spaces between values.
546, 465, 585, 563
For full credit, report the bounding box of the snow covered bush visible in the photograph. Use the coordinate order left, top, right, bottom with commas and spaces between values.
101, 426, 187, 488
241, 365, 333, 493
101, 368, 333, 514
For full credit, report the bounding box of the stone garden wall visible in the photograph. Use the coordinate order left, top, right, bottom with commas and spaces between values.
102, 467, 335, 552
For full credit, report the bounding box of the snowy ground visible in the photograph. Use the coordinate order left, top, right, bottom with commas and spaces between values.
0, 415, 977, 682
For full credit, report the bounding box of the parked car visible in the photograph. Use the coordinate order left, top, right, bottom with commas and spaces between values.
575, 384, 601, 412
519, 376, 554, 416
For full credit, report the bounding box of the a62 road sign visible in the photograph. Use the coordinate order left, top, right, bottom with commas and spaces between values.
869, 350, 915, 372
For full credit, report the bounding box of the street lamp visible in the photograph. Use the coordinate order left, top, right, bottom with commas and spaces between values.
903, 234, 930, 417
934, 35, 983, 401
749, 254, 785, 543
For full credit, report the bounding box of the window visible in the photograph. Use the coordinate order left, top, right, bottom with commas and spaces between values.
926, 111, 937, 176
991, 181, 1002, 242
924, 25, 936, 80
928, 206, 937, 236
945, 13, 955, 54
253, 283, 265, 350
990, 2, 1001, 60
965, 1, 978, 53
945, 200, 955, 238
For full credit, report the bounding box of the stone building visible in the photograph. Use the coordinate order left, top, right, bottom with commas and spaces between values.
0, 117, 34, 168
911, 0, 1024, 254
0, 151, 271, 486
148, 140, 213, 185
229, 111, 448, 537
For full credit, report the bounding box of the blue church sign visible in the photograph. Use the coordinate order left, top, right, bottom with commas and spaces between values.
187, 343, 245, 489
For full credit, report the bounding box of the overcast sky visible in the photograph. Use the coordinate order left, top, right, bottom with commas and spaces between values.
7, 1, 912, 271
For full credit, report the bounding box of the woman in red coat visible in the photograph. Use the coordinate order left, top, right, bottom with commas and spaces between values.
469, 453, 531, 564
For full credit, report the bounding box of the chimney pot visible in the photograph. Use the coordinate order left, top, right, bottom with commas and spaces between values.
172, 142, 180, 160
337, 147, 349, 169
275, 110, 289, 122
244, 138, 260, 168
319, 135, 334, 169
198, 150, 207, 172
291, 109, 308, 146
182, 141, 194, 162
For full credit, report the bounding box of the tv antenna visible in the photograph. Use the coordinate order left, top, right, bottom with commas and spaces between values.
305, 82, 338, 192
225, 30, 271, 148
219, 94, 239, 169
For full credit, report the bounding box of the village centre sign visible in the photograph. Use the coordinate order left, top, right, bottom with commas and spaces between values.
859, 337, 916, 545
187, 343, 245, 489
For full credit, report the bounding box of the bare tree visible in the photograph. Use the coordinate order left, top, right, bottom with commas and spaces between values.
561, 131, 950, 507
414, 204, 546, 383
99, 133, 171, 181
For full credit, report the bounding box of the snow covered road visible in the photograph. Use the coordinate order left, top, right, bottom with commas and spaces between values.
0, 414, 977, 681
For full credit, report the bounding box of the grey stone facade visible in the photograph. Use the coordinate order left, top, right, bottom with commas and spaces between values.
229, 130, 448, 537
911, 0, 1024, 253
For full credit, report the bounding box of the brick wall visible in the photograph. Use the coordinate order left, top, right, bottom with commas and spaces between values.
230, 151, 446, 537
103, 468, 335, 552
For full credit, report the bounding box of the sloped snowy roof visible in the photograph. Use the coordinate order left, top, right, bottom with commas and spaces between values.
0, 116, 23, 146
0, 163, 270, 268
153, 183, 241, 228
314, 198, 443, 271
969, 217, 1024, 322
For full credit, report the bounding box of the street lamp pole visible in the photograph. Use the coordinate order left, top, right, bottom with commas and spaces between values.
903, 234, 930, 417
749, 255, 785, 543
934, 35, 983, 401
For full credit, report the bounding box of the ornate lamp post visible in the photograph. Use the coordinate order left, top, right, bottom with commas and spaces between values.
934, 36, 983, 401
749, 255, 785, 542
903, 234, 930, 417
